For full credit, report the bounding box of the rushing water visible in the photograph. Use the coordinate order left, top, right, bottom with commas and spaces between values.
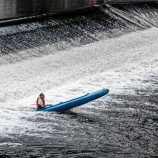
0, 3, 158, 158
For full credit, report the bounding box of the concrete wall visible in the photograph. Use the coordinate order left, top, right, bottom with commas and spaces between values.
16, 0, 103, 13
107, 0, 157, 4
0, 0, 104, 20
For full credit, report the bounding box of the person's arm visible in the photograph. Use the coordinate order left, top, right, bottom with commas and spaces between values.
41, 104, 46, 108
46, 104, 52, 106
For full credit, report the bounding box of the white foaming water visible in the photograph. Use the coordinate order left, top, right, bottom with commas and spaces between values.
0, 27, 158, 138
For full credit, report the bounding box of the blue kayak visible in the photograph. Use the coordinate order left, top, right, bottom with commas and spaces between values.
37, 89, 109, 112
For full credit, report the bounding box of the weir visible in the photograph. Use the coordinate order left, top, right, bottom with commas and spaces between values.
0, 2, 158, 58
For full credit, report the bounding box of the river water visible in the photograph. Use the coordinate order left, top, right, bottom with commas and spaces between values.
0, 3, 158, 158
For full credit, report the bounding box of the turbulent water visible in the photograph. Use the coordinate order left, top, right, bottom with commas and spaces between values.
0, 3, 158, 158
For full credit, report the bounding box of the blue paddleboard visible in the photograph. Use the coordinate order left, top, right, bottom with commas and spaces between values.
37, 89, 109, 112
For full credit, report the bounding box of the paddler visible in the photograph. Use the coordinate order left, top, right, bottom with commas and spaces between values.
36, 93, 51, 110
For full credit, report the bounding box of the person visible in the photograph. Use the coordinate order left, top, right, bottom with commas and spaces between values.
36, 93, 51, 110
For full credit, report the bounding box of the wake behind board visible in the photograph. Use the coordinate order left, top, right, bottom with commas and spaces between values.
37, 89, 109, 112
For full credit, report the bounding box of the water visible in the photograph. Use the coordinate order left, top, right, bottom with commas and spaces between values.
0, 3, 158, 158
